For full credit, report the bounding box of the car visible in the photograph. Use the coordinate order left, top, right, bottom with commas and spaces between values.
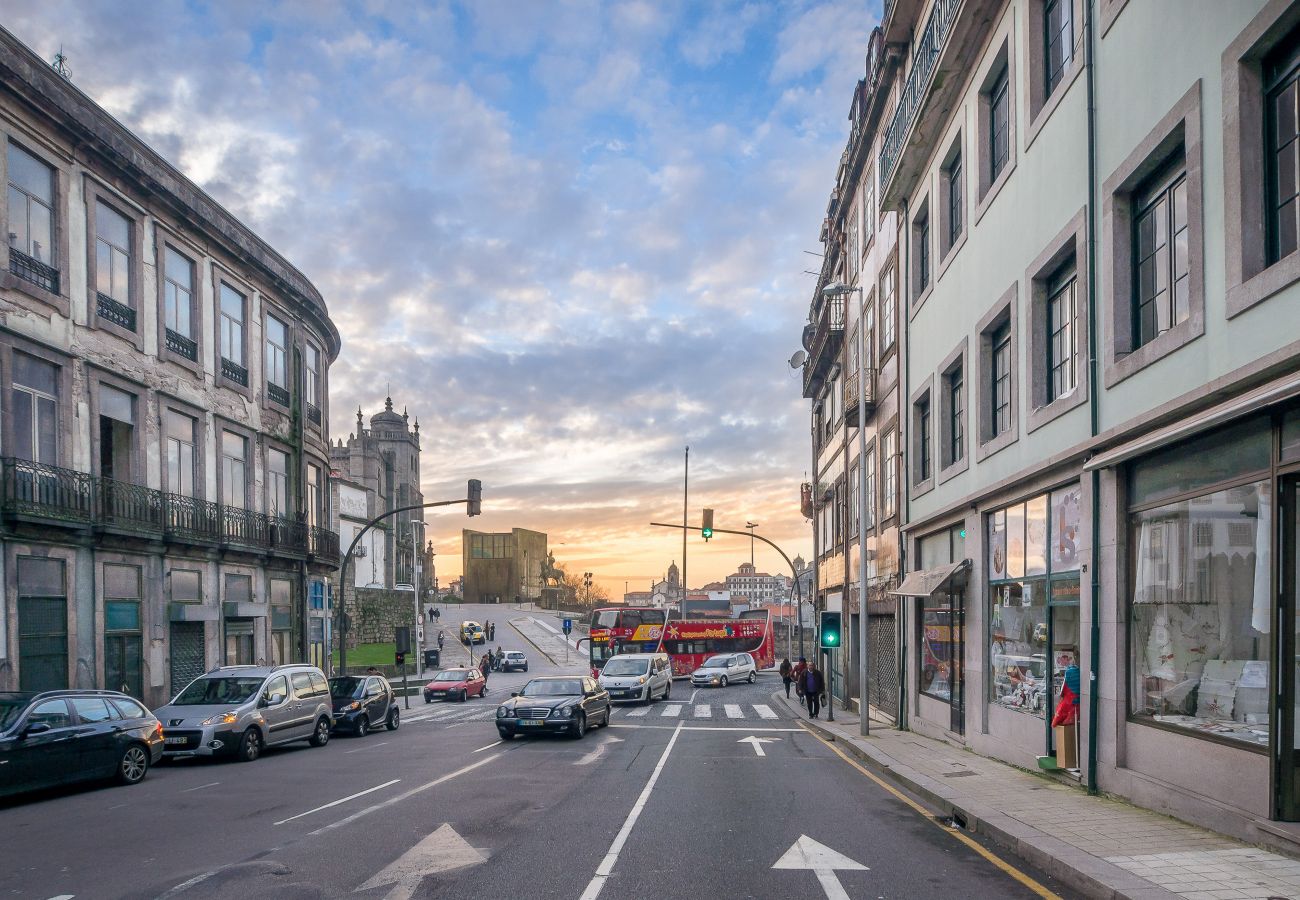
0, 690, 164, 798
500, 650, 528, 672
423, 668, 487, 702
496, 676, 610, 740
690, 653, 758, 688
598, 653, 672, 703
153, 664, 334, 762
329, 675, 399, 735
460, 621, 486, 645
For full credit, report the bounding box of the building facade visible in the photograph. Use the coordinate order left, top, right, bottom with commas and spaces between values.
461, 528, 547, 605
821, 0, 1300, 849
724, 561, 785, 605
0, 29, 341, 707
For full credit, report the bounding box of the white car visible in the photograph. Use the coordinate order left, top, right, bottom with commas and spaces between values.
690, 653, 757, 688
598, 653, 672, 703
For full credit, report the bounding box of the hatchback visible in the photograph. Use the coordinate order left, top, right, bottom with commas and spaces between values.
423, 668, 487, 703
690, 653, 758, 687
329, 675, 399, 735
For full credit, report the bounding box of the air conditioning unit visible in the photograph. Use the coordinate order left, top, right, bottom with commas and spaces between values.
354, 545, 367, 558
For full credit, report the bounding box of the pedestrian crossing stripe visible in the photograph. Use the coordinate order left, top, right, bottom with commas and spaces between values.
694, 705, 711, 718
625, 707, 648, 717
724, 704, 742, 718
615, 703, 787, 722
755, 704, 777, 719
660, 704, 682, 717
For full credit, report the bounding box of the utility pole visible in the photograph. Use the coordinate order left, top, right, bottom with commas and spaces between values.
746, 521, 758, 566
682, 446, 689, 605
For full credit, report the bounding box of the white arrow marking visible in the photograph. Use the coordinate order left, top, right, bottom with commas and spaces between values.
355, 824, 487, 899
737, 736, 781, 756
575, 735, 624, 766
772, 835, 868, 900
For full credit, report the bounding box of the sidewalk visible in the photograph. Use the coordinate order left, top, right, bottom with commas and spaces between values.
774, 691, 1300, 900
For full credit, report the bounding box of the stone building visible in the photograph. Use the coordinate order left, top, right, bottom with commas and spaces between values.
724, 561, 784, 605
461, 528, 546, 605
0, 28, 340, 706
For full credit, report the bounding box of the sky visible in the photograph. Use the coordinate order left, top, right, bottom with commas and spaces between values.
8, 0, 879, 597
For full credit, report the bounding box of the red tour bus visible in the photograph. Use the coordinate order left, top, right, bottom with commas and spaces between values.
585, 606, 775, 677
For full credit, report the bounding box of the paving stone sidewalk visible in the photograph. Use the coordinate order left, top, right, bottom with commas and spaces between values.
774, 691, 1300, 900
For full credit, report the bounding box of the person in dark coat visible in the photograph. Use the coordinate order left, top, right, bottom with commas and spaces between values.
802, 662, 826, 719
792, 657, 808, 698
779, 658, 794, 698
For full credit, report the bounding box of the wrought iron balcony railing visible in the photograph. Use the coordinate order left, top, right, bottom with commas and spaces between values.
96, 291, 137, 332
844, 367, 879, 427
1, 458, 93, 522
221, 357, 249, 387
99, 475, 164, 530
267, 382, 291, 407
306, 402, 322, 427
879, 0, 959, 190
9, 247, 59, 295
310, 526, 340, 563
166, 328, 198, 361
163, 492, 222, 543
801, 293, 846, 397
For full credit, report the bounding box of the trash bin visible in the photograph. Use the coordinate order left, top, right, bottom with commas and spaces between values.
424, 648, 440, 669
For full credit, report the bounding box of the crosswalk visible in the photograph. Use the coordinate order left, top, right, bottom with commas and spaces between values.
620, 702, 781, 722
402, 702, 499, 725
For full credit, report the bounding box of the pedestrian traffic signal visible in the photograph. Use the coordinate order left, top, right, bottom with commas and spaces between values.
467, 479, 482, 516
820, 611, 842, 649
394, 651, 406, 666
702, 508, 714, 541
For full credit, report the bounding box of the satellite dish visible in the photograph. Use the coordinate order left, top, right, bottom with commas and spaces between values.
788, 350, 807, 369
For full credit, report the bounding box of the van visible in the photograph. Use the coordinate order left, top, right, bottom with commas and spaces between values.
597, 652, 672, 703
460, 621, 486, 645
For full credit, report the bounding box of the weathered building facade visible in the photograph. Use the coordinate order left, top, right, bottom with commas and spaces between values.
0, 27, 341, 706
461, 528, 547, 606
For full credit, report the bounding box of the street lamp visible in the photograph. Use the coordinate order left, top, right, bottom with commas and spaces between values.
824, 279, 870, 737
411, 518, 424, 674
745, 521, 759, 566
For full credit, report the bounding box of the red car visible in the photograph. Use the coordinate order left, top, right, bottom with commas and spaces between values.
423, 668, 487, 703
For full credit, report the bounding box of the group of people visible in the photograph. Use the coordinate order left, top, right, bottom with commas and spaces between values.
479, 647, 508, 674
778, 656, 827, 719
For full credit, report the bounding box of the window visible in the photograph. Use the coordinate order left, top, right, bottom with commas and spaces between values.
268, 447, 289, 517
170, 569, 202, 603
1047, 259, 1077, 400
98, 383, 135, 482
163, 247, 193, 339
912, 203, 931, 298
307, 463, 322, 529
220, 283, 246, 376
989, 65, 1011, 183
882, 429, 897, 520
945, 149, 963, 252
7, 142, 56, 283
879, 264, 896, 353
306, 344, 321, 407
104, 563, 142, 698
992, 322, 1012, 436
1133, 158, 1189, 348
72, 697, 121, 723
1044, 0, 1074, 99
221, 430, 247, 508
165, 410, 197, 497
265, 314, 289, 399
847, 207, 859, 282
947, 366, 965, 466
862, 180, 875, 249
95, 201, 131, 306
863, 447, 876, 530
18, 557, 67, 691
915, 394, 932, 484
1267, 32, 1300, 264
12, 351, 58, 464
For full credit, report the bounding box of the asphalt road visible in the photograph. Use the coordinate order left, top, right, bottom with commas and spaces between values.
0, 604, 1078, 899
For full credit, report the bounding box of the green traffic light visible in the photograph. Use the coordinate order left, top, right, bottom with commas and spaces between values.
701, 528, 713, 539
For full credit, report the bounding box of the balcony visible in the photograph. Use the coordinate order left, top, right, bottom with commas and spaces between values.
0, 457, 340, 564
843, 367, 879, 427
801, 293, 846, 399
221, 357, 249, 387
96, 291, 136, 332
9, 247, 59, 295
306, 402, 322, 427
267, 382, 290, 407
166, 328, 198, 361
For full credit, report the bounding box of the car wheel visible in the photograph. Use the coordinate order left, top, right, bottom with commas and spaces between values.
602, 707, 612, 727
386, 707, 400, 731
356, 715, 369, 737
498, 730, 514, 741
237, 728, 261, 762
117, 744, 149, 785
309, 717, 331, 747
523, 665, 528, 672
748, 671, 756, 684
459, 689, 468, 703
663, 682, 671, 701
425, 696, 433, 704
571, 712, 587, 739
720, 675, 729, 688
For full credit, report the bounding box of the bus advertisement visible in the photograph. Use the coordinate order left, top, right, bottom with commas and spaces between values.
585, 606, 775, 677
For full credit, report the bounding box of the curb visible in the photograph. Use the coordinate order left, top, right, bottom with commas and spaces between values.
509, 617, 559, 667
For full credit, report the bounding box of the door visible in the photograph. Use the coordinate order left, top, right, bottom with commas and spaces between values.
1279, 474, 1300, 820
224, 618, 254, 665
289, 672, 318, 738
260, 675, 294, 743
106, 634, 142, 698
364, 678, 387, 724
169, 622, 206, 697
10, 699, 79, 791
68, 696, 124, 778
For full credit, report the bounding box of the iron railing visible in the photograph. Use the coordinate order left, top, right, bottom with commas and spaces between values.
166, 328, 198, 361
1, 458, 93, 522
9, 247, 59, 295
96, 292, 137, 331
310, 526, 340, 563
271, 515, 306, 551
221, 357, 249, 387
267, 382, 291, 407
163, 492, 222, 543
879, 0, 960, 190
844, 367, 879, 427
802, 293, 846, 395
306, 402, 322, 427
99, 475, 164, 530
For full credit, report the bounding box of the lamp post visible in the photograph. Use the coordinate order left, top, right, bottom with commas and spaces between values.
411, 519, 424, 675
746, 521, 758, 566
824, 279, 871, 737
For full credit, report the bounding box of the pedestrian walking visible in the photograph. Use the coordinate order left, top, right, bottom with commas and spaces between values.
779, 658, 794, 698
792, 656, 808, 699
489, 622, 496, 641
479, 653, 490, 683
802, 661, 825, 719
437, 630, 445, 650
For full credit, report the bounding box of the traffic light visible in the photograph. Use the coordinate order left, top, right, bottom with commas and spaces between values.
394, 651, 406, 666
819, 611, 842, 649
467, 479, 482, 516
701, 508, 714, 541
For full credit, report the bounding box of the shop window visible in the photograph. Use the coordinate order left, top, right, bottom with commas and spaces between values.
170, 569, 202, 603
1284, 408, 1300, 463
104, 563, 142, 699
1127, 416, 1270, 508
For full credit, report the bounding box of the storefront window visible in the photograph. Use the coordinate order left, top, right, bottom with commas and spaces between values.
989, 486, 1082, 717
1129, 480, 1271, 747
920, 595, 961, 702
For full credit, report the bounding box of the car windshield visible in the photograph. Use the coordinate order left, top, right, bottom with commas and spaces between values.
702, 657, 731, 668
434, 671, 467, 682
521, 679, 584, 697
0, 699, 24, 732
173, 677, 264, 705
603, 659, 649, 676
329, 677, 363, 699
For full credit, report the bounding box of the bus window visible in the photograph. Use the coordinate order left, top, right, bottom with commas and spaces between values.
621, 610, 642, 629
593, 610, 620, 629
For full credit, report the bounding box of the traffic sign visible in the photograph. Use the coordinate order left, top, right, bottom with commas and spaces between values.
562, 618, 572, 635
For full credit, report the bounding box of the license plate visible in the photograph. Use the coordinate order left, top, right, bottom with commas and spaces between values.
165, 736, 188, 745
519, 719, 545, 727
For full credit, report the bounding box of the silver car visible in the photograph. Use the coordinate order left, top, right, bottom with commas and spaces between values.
599, 653, 672, 703
153, 664, 334, 762
690, 653, 757, 688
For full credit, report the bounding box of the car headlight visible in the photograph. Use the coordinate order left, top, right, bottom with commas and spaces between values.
201, 712, 238, 726
636, 675, 648, 684
497, 707, 509, 718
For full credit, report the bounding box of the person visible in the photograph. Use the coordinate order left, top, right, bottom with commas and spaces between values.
436, 630, 445, 650
366, 666, 380, 676
489, 622, 497, 641
803, 661, 825, 719
494, 646, 504, 671
792, 657, 808, 699
479, 653, 490, 680
779, 658, 794, 698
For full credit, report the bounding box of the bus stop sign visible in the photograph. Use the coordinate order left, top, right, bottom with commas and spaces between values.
562, 618, 572, 635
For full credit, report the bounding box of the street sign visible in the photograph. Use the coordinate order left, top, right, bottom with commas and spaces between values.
772, 835, 868, 899
562, 618, 572, 635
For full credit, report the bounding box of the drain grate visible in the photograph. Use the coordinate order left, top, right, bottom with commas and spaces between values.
942, 770, 978, 777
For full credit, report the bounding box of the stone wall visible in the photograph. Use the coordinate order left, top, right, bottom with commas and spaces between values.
345, 587, 417, 647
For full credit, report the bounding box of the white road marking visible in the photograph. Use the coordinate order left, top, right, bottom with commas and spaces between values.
754, 704, 778, 719
660, 704, 682, 717
625, 706, 648, 717
310, 755, 502, 835
609, 724, 803, 732
355, 823, 487, 898
472, 740, 503, 753
693, 704, 711, 718
46, 895, 75, 899
179, 781, 221, 793
578, 721, 684, 900
772, 835, 868, 900
274, 779, 400, 825
737, 736, 780, 757
724, 704, 743, 718
345, 741, 390, 754
575, 736, 623, 766
152, 870, 216, 899
688, 688, 700, 702
532, 616, 561, 634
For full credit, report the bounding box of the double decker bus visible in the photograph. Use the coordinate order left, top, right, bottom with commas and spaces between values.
584, 606, 775, 677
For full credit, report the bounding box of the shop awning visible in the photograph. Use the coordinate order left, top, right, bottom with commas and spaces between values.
890, 559, 970, 598
1083, 370, 1300, 472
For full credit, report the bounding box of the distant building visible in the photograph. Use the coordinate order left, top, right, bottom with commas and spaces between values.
462, 528, 547, 604
682, 593, 731, 619
623, 590, 654, 605
725, 562, 784, 605
648, 560, 684, 608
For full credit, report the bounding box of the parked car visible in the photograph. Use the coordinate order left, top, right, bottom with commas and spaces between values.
328, 675, 399, 735
598, 653, 672, 703
460, 621, 486, 645
0, 690, 164, 798
423, 668, 487, 703
153, 664, 334, 762
690, 653, 757, 688
496, 676, 610, 740
500, 651, 529, 672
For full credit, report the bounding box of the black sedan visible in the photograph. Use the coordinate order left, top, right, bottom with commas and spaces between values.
496, 676, 610, 740
328, 675, 399, 735
0, 690, 164, 798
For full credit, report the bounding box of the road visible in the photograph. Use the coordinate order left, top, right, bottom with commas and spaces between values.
0, 604, 1077, 899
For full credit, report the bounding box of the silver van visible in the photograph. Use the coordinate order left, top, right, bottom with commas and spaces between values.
598, 653, 673, 703
153, 664, 334, 762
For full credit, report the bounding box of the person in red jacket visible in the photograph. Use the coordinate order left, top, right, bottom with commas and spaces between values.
802, 661, 826, 719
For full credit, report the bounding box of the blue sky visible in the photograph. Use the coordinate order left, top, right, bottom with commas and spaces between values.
9, 0, 880, 592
